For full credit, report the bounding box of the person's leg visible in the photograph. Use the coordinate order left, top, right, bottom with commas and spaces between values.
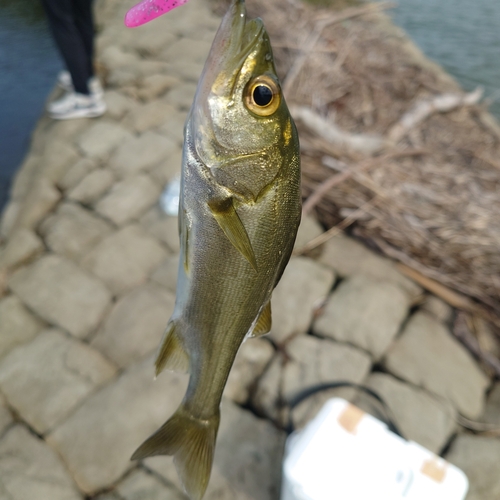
73, 0, 95, 79
41, 0, 91, 94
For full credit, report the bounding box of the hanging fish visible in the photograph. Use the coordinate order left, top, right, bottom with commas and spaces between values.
131, 1, 301, 499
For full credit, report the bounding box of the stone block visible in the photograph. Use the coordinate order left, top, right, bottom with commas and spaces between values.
482, 382, 500, 425
39, 139, 81, 183
0, 425, 83, 500
46, 356, 189, 494
14, 178, 61, 230
0, 228, 44, 271
293, 214, 324, 251
384, 312, 489, 419
92, 283, 175, 368
421, 295, 453, 323
145, 398, 285, 500
224, 338, 275, 405
0, 295, 43, 360
39, 203, 112, 262
283, 335, 371, 428
82, 224, 167, 295
138, 74, 181, 101
269, 257, 335, 343
57, 158, 98, 192
149, 150, 182, 185
123, 101, 178, 134
68, 169, 115, 205
252, 355, 283, 423
123, 21, 177, 55
0, 392, 13, 436
9, 254, 112, 338
157, 108, 187, 145
95, 174, 161, 226
356, 373, 456, 453
151, 255, 179, 293
318, 234, 421, 298
140, 207, 180, 253
109, 131, 178, 179
77, 122, 133, 160
103, 90, 137, 120
313, 275, 410, 359
446, 435, 500, 500
0, 329, 116, 434
161, 38, 212, 65
164, 83, 198, 111
168, 61, 205, 84
117, 469, 185, 500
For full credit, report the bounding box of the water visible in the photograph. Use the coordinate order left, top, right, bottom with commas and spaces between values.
0, 0, 61, 210
391, 0, 500, 118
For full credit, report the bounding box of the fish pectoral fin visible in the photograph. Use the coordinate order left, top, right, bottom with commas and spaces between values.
208, 198, 258, 271
250, 301, 272, 337
131, 405, 220, 500
155, 320, 190, 376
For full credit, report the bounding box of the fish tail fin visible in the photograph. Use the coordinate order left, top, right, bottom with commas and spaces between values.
131, 405, 220, 500
155, 320, 190, 376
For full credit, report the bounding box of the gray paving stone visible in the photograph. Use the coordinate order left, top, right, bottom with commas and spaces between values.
313, 275, 410, 359
164, 83, 198, 111
356, 373, 456, 453
157, 109, 187, 145
161, 38, 212, 65
109, 131, 177, 179
117, 469, 185, 500
9, 254, 112, 338
446, 435, 500, 500
318, 233, 421, 298
384, 312, 489, 419
57, 158, 98, 191
39, 203, 113, 262
138, 74, 181, 101
140, 207, 180, 253
0, 329, 116, 434
421, 295, 453, 323
168, 61, 205, 84
99, 45, 139, 74
252, 354, 283, 424
0, 228, 44, 271
269, 257, 335, 343
82, 224, 167, 295
0, 295, 43, 360
121, 20, 177, 56
0, 200, 21, 239
145, 398, 285, 500
91, 283, 175, 368
482, 382, 500, 425
123, 101, 178, 134
95, 174, 161, 226
46, 356, 188, 494
104, 90, 137, 120
68, 168, 116, 205
293, 214, 324, 251
39, 139, 81, 183
283, 335, 371, 428
151, 255, 179, 293
77, 122, 133, 160
149, 150, 182, 185
224, 338, 275, 405
14, 177, 61, 230
0, 393, 13, 436
0, 425, 83, 500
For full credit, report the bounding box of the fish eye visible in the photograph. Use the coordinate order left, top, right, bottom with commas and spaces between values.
244, 75, 281, 116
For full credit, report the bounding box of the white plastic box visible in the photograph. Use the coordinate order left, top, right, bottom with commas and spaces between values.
282, 398, 468, 500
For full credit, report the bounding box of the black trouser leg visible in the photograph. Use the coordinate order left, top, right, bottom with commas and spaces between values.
73, 0, 95, 79
41, 0, 94, 94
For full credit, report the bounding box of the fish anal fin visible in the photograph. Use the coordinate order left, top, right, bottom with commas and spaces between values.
250, 301, 272, 337
155, 320, 190, 376
208, 198, 257, 271
131, 406, 220, 500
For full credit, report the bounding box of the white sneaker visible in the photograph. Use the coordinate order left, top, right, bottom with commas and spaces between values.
48, 92, 106, 120
57, 70, 104, 98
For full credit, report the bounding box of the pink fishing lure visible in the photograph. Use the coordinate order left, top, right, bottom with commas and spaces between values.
125, 0, 189, 27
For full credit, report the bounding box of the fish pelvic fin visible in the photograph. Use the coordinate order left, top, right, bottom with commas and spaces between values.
131, 406, 220, 500
155, 320, 190, 376
208, 198, 258, 271
250, 301, 272, 337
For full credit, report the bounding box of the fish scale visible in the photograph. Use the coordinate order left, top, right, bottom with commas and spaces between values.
131, 1, 301, 499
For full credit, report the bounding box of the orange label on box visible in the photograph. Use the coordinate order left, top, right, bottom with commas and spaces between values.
338, 404, 365, 435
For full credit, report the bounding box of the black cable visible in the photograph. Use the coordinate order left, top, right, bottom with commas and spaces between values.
285, 380, 405, 439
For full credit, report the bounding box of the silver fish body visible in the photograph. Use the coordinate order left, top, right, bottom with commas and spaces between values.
132, 1, 301, 498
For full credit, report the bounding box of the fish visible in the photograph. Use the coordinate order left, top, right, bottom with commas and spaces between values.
131, 1, 301, 498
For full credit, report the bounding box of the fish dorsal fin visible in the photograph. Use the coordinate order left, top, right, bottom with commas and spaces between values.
250, 301, 272, 337
208, 198, 258, 271
155, 320, 190, 376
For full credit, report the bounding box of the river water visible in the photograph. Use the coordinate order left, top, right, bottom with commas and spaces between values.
0, 0, 499, 210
